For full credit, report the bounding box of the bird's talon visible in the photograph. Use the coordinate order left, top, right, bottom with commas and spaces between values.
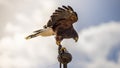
58, 45, 62, 50
56, 41, 61, 46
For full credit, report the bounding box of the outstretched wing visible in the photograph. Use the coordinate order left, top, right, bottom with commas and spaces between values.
46, 5, 78, 27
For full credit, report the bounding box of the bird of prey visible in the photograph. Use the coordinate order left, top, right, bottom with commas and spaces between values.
25, 5, 79, 46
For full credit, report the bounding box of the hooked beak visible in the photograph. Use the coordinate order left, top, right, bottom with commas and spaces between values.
74, 37, 78, 42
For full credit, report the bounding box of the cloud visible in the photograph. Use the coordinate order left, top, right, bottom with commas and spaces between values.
73, 21, 120, 68
78, 21, 120, 55
0, 0, 120, 68
0, 0, 57, 38
0, 0, 58, 68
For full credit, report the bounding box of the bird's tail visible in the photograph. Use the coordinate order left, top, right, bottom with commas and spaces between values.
25, 32, 40, 40
25, 28, 54, 40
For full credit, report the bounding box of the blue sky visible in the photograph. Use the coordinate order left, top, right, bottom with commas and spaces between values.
0, 0, 120, 68
59, 0, 120, 30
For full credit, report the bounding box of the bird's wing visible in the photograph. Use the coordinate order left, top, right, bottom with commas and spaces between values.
25, 27, 55, 40
46, 5, 78, 27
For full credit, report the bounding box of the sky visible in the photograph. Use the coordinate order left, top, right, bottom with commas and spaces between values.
0, 0, 120, 68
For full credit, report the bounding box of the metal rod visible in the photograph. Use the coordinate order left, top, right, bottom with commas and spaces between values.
63, 64, 67, 68
60, 63, 62, 68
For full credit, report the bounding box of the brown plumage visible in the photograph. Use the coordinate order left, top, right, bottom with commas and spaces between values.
25, 5, 79, 46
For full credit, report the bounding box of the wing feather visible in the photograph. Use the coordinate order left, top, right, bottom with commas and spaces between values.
46, 5, 78, 27
62, 5, 69, 10
68, 6, 73, 11
58, 7, 65, 11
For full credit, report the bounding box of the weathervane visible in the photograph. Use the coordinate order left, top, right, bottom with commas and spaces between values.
25, 5, 78, 68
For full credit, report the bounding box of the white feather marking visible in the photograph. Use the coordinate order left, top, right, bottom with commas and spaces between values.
39, 27, 55, 36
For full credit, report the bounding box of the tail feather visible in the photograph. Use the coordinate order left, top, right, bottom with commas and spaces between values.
33, 29, 44, 33
25, 27, 55, 40
25, 33, 39, 40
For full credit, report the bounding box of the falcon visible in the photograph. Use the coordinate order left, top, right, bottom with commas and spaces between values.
25, 5, 79, 46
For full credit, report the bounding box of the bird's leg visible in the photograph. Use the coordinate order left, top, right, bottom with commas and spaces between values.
55, 36, 63, 46
58, 44, 62, 54
56, 40, 61, 46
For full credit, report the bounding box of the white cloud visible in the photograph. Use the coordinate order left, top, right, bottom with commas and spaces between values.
78, 21, 120, 55
0, 0, 120, 68
75, 21, 120, 68
0, 0, 58, 68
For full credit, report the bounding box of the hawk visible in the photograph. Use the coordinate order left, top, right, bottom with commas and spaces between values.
25, 5, 79, 46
